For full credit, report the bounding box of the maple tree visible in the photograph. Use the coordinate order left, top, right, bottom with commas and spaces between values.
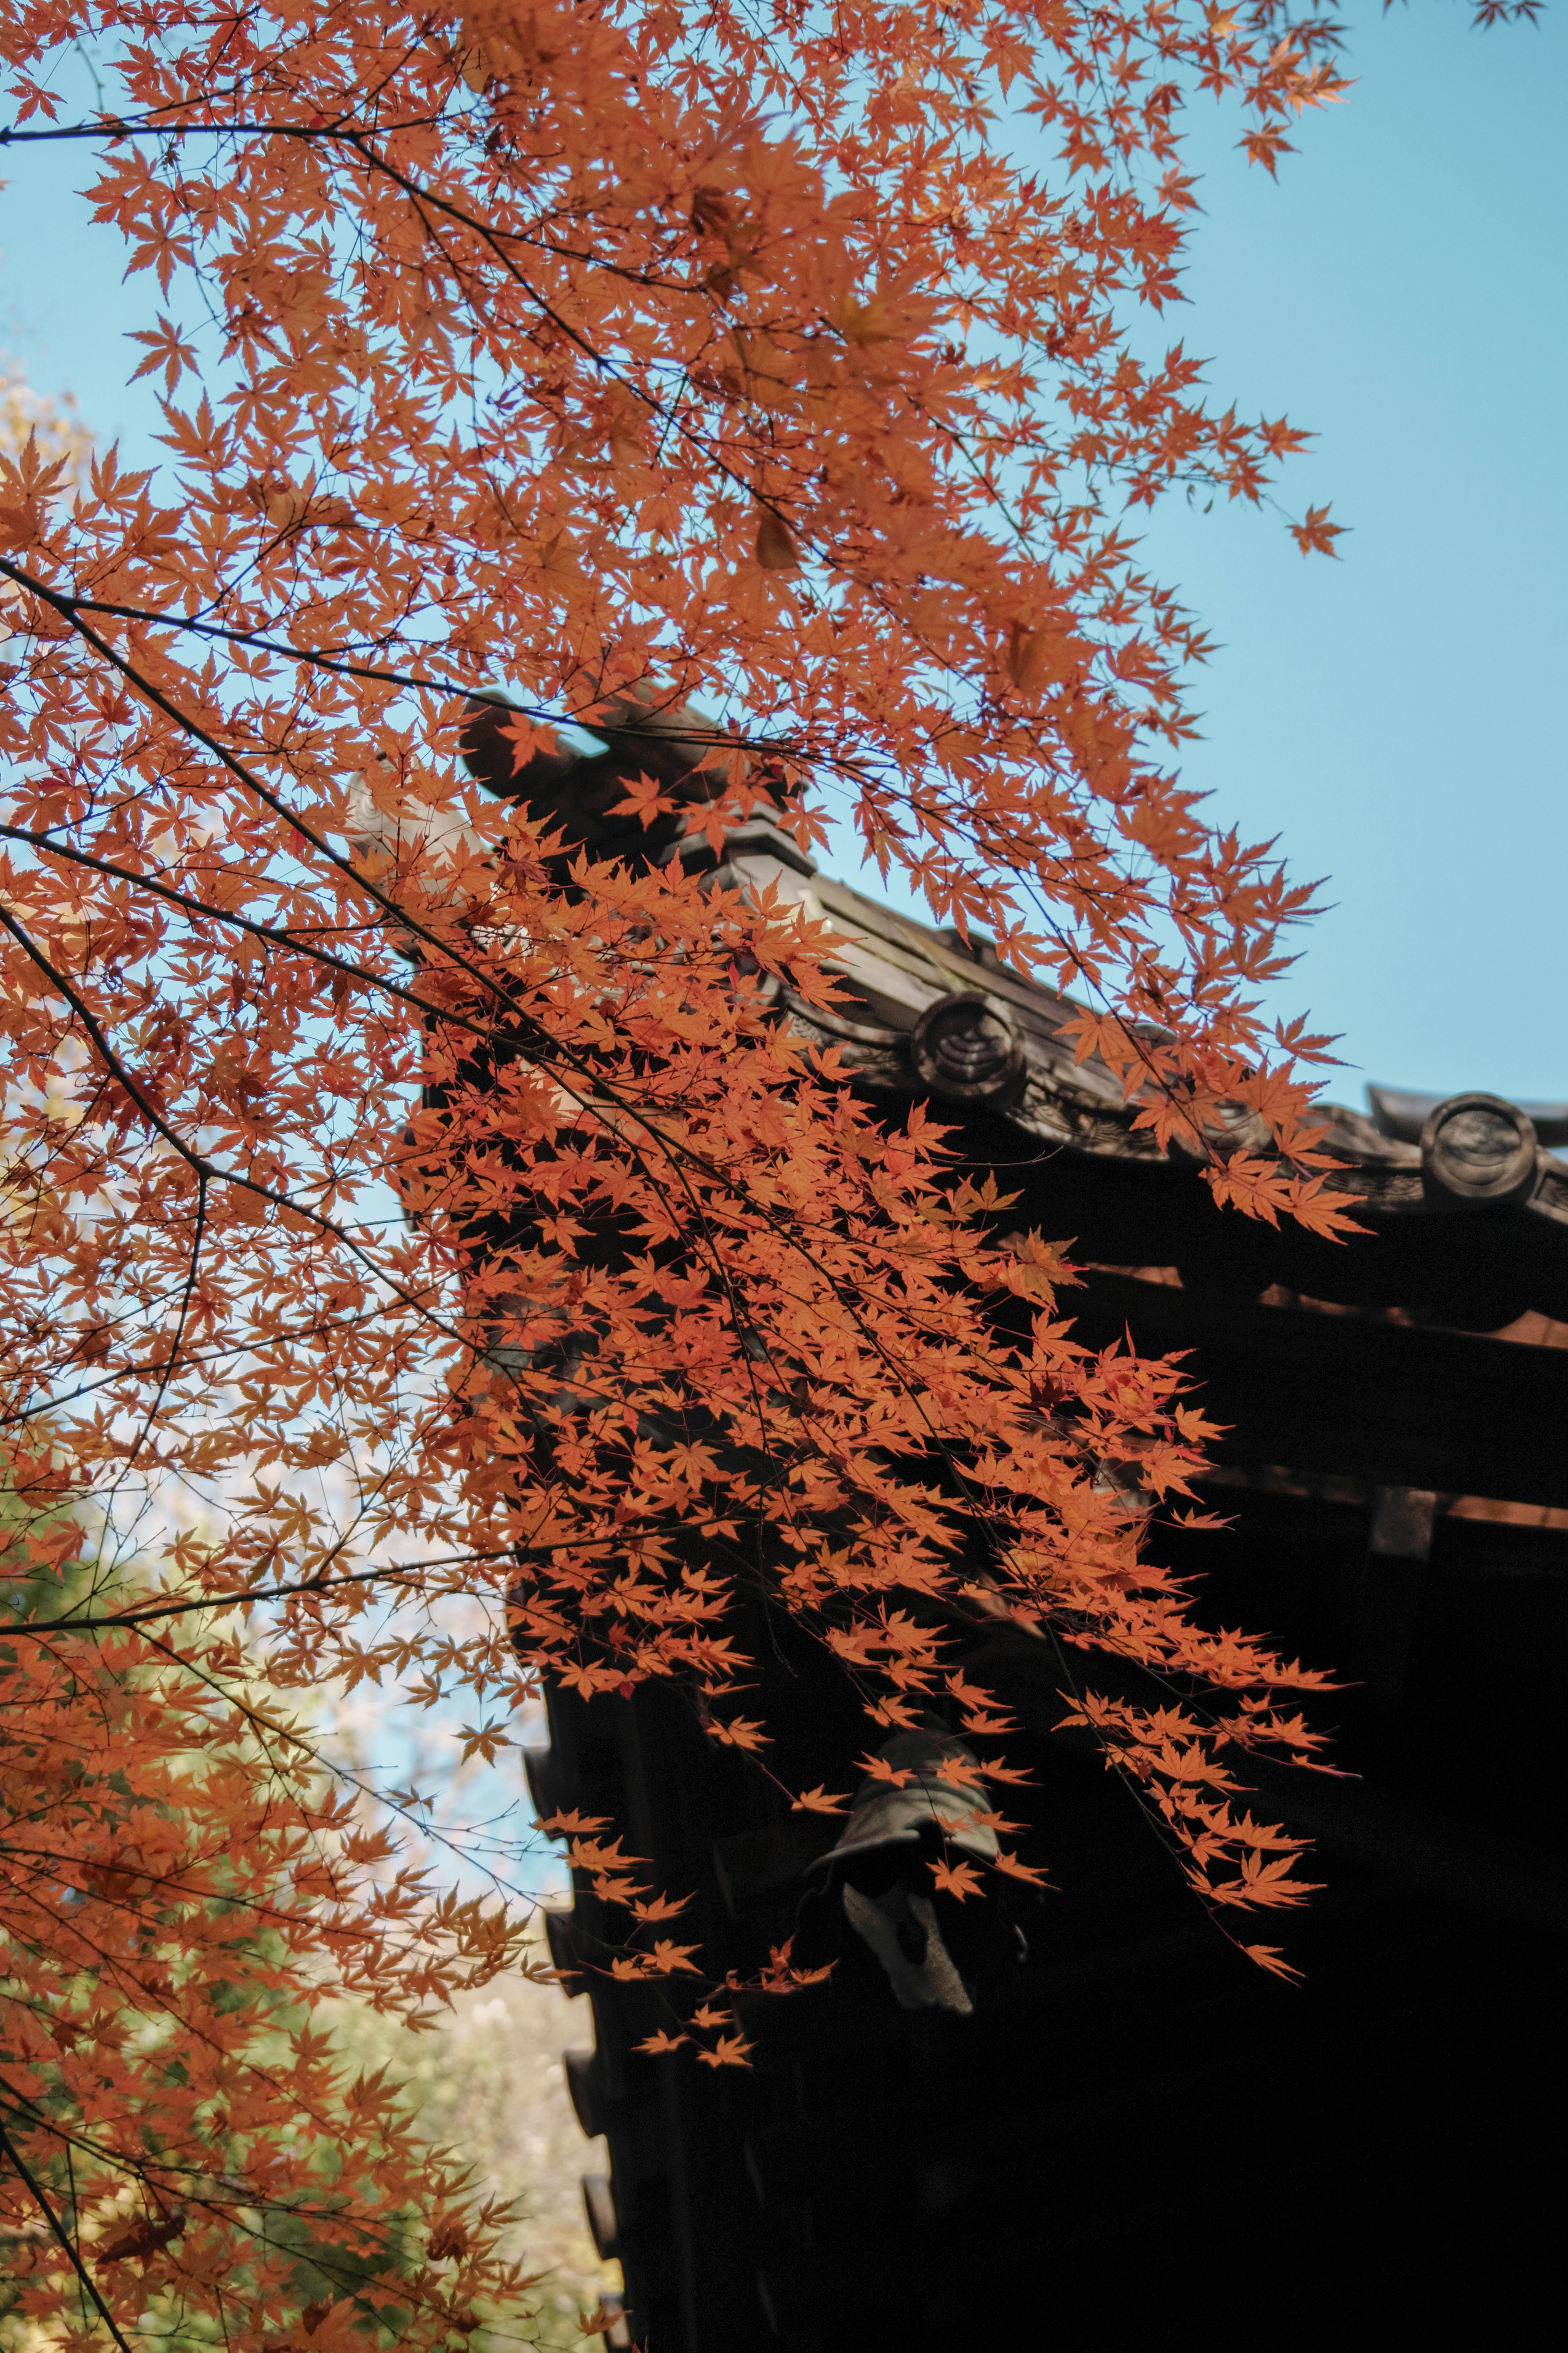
0, 0, 1539, 2344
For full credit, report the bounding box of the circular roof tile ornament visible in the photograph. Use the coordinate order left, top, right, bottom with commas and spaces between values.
1420, 1093, 1539, 1209
911, 991, 1025, 1105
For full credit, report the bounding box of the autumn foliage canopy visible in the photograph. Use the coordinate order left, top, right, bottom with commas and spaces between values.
0, 0, 1520, 2342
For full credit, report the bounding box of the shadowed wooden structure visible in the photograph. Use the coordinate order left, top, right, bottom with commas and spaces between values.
458, 703, 1568, 2351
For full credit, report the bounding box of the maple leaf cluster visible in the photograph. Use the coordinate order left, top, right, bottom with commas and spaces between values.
0, 0, 1485, 2339
0, 1515, 543, 2343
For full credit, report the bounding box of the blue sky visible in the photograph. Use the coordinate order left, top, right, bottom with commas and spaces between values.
1124, 5, 1568, 1108
3, 7, 1564, 1106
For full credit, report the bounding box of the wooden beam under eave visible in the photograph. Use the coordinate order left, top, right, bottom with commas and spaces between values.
1067, 1271, 1568, 1511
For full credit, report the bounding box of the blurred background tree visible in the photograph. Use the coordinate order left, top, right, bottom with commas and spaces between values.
0, 1473, 614, 2351
323, 1974, 617, 2351
0, 366, 87, 477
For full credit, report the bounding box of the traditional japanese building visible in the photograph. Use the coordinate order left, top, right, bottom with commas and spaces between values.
457, 708, 1567, 2351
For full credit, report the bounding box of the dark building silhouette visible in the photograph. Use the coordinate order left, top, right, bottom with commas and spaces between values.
458, 702, 1568, 2351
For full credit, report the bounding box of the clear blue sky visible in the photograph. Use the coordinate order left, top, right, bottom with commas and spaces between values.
3, 7, 1565, 1106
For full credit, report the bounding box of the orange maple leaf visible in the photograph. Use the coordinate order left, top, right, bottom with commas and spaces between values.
1288, 502, 1345, 558
790, 1784, 850, 1814
992, 1849, 1051, 1888
930, 1856, 983, 1900
99, 2211, 186, 2264
631, 1891, 693, 1921
697, 2032, 754, 2068
636, 2029, 690, 2056
755, 511, 801, 569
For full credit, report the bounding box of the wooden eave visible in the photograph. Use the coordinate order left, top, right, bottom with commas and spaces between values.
673, 816, 1568, 1322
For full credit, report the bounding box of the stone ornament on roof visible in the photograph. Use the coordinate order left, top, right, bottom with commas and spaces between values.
448, 687, 1568, 1245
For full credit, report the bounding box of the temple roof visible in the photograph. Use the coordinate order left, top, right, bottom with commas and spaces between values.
454, 689, 1568, 1323
681, 813, 1568, 1325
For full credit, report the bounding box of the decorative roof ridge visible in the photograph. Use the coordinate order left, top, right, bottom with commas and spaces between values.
693, 821, 1568, 1238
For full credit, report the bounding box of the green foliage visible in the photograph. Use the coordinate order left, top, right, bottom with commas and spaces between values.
323, 1969, 619, 2352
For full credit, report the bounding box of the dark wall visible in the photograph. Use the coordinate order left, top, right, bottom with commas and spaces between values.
533, 1106, 1568, 2350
